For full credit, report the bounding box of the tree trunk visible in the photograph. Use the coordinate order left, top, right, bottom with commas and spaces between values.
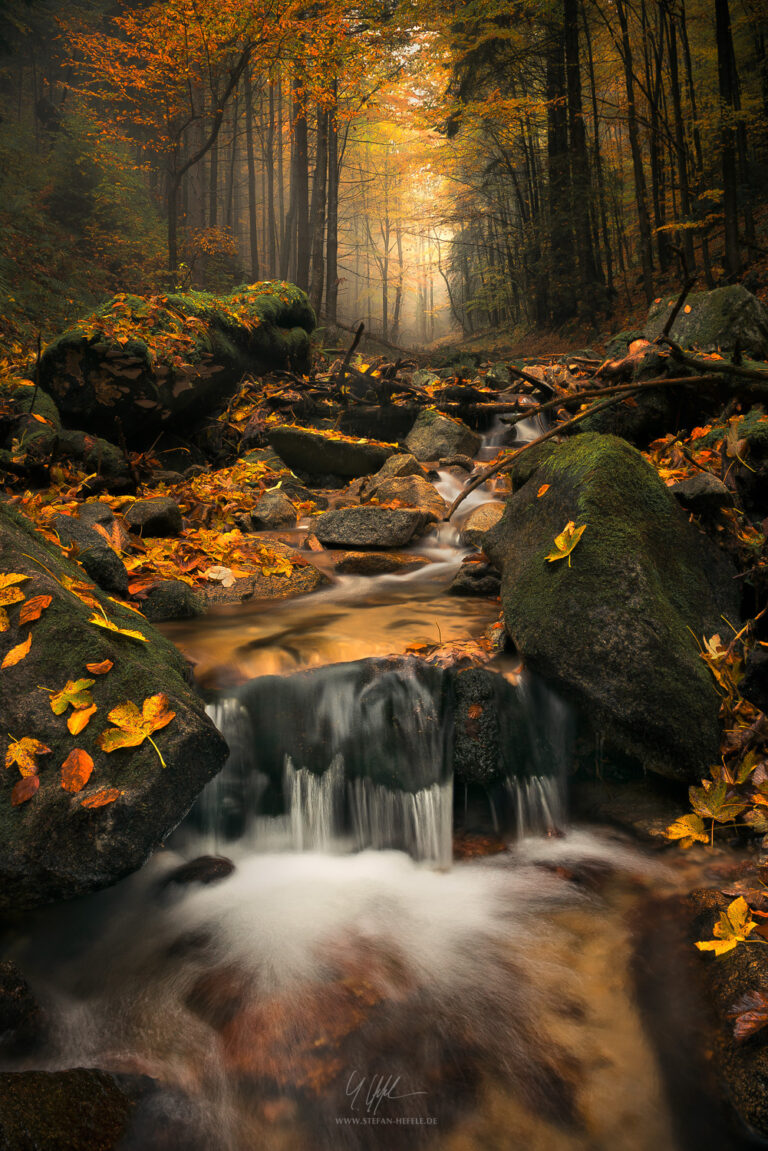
325, 80, 339, 325
309, 106, 328, 314
244, 71, 259, 280
615, 0, 654, 301
293, 78, 310, 291
716, 0, 741, 278
564, 0, 600, 306
546, 8, 576, 325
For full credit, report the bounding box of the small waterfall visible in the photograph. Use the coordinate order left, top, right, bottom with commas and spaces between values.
350, 776, 453, 868
285, 753, 344, 851
191, 658, 572, 866
507, 776, 566, 838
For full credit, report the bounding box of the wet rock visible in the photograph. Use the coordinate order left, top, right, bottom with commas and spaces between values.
484, 433, 739, 783
363, 452, 427, 491
0, 1068, 140, 1149
0, 500, 228, 912
334, 552, 430, 576
142, 580, 206, 623
450, 667, 571, 788
157, 854, 235, 893
56, 429, 130, 484
199, 539, 329, 604
688, 888, 768, 1139
439, 453, 475, 471
670, 472, 735, 515
125, 497, 183, 538
644, 284, 768, 359
571, 778, 688, 841
0, 961, 46, 1054
279, 478, 328, 508
51, 514, 129, 595
268, 425, 395, 477
75, 504, 132, 553
250, 488, 298, 529
313, 506, 427, 549
449, 556, 501, 597
405, 409, 481, 461
365, 474, 448, 521
458, 502, 505, 549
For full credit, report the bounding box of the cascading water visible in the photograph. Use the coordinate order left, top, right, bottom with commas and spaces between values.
191, 655, 571, 870
1, 414, 742, 1151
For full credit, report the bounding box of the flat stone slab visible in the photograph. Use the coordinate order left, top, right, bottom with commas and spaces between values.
313, 506, 427, 548
269, 426, 395, 477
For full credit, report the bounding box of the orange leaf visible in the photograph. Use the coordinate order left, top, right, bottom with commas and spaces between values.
12, 776, 39, 806
81, 788, 120, 809
19, 595, 52, 624
67, 704, 97, 735
86, 659, 114, 675
1, 633, 32, 669
537, 485, 550, 498
467, 703, 483, 719
61, 749, 94, 793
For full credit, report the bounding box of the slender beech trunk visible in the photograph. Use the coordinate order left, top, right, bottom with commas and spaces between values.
325, 79, 339, 325
716, 0, 741, 277
244, 71, 259, 280
309, 106, 328, 314
615, 0, 654, 301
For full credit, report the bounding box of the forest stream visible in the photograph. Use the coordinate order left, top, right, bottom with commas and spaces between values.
0, 423, 761, 1151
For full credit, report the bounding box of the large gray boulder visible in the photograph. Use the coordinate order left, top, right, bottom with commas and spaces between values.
644, 284, 768, 359
405, 409, 481, 461
0, 500, 228, 911
313, 506, 427, 548
484, 433, 739, 782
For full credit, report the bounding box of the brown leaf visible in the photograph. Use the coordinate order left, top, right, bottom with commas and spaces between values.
1, 633, 32, 669
467, 703, 483, 719
86, 659, 114, 675
67, 703, 97, 735
729, 989, 768, 1042
61, 749, 94, 793
81, 788, 120, 809
11, 776, 39, 806
18, 595, 52, 624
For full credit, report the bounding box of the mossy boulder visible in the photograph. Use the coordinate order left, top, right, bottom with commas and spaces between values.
484, 434, 739, 782
268, 425, 395, 477
644, 284, 768, 359
0, 500, 228, 911
38, 282, 316, 441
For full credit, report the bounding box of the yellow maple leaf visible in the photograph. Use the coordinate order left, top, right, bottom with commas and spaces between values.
545, 521, 587, 566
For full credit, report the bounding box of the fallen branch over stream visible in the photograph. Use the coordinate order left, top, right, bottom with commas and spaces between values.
445, 373, 722, 519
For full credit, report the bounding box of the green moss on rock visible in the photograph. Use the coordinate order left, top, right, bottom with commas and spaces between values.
0, 500, 228, 912
484, 433, 739, 781
38, 282, 316, 440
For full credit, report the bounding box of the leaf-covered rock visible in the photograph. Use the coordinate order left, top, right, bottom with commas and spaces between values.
37, 282, 315, 440
268, 425, 395, 478
0, 499, 228, 912
484, 433, 740, 782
